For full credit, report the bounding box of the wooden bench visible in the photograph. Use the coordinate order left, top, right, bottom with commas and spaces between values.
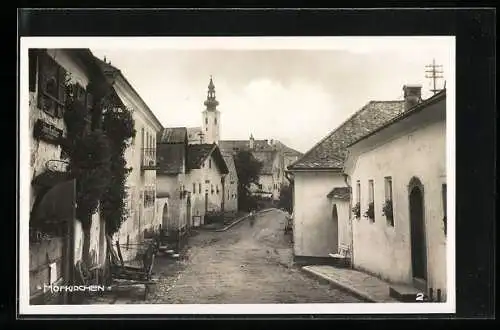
106, 235, 158, 300
329, 244, 351, 267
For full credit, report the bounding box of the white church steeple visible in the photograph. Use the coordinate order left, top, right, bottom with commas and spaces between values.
202, 76, 220, 144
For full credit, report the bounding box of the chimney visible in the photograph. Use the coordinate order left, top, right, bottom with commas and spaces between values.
403, 84, 422, 111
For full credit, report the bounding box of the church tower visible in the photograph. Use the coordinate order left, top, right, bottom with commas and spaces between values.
202, 76, 220, 145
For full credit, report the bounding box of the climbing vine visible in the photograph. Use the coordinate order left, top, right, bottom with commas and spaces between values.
99, 93, 136, 235
62, 80, 112, 230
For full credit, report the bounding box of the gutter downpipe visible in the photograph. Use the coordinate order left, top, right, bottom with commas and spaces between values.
342, 166, 354, 269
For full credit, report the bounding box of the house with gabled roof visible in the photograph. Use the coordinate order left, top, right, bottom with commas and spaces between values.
156, 127, 229, 245
287, 91, 407, 265
343, 86, 447, 301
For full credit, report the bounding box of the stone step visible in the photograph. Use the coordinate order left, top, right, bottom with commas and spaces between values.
389, 284, 421, 302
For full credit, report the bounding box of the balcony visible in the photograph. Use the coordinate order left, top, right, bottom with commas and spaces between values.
141, 148, 159, 170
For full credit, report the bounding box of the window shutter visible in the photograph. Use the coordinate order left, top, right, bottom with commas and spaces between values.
37, 53, 66, 118
57, 65, 67, 118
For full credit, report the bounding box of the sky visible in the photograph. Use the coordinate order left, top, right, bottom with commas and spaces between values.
90, 37, 454, 153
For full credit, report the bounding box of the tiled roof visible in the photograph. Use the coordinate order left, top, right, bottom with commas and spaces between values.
158, 127, 187, 144
327, 187, 351, 200
348, 90, 446, 148
187, 144, 229, 174
289, 101, 404, 170
157, 143, 185, 175
219, 139, 275, 153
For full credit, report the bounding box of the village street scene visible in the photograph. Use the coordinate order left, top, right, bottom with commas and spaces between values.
25, 38, 451, 307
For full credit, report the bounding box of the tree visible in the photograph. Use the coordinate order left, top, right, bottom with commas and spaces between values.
234, 150, 262, 211
278, 183, 293, 214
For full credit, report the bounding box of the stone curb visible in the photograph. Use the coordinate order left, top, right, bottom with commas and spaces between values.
300, 266, 377, 303
215, 208, 276, 232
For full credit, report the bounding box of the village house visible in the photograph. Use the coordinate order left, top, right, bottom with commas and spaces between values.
156, 127, 229, 246
222, 152, 239, 212
287, 92, 407, 265
96, 57, 164, 262
343, 87, 447, 301
219, 136, 302, 202
28, 49, 111, 304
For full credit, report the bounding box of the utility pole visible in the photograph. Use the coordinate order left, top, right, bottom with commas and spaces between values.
425, 59, 444, 95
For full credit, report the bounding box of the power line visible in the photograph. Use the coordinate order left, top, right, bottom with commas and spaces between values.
425, 58, 444, 95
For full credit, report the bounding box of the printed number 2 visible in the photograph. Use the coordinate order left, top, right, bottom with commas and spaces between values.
416, 293, 424, 301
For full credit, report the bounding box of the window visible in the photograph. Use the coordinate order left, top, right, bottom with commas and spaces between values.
205, 117, 208, 125
209, 159, 212, 168
368, 180, 374, 203
214, 118, 217, 125
368, 180, 375, 222
141, 128, 145, 149
384, 177, 394, 227
384, 177, 393, 200
211, 184, 214, 194
356, 180, 361, 204
37, 52, 67, 118
199, 183, 202, 194
193, 183, 196, 194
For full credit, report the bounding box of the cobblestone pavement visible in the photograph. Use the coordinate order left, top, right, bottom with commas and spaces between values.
133, 209, 362, 304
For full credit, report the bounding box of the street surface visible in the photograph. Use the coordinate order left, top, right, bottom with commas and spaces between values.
138, 209, 362, 304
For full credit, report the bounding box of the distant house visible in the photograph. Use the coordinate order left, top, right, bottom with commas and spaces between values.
222, 152, 239, 212
96, 56, 163, 261
288, 91, 407, 264
343, 87, 447, 301
219, 136, 302, 201
187, 143, 229, 220
156, 127, 229, 241
187, 126, 203, 145
156, 127, 189, 241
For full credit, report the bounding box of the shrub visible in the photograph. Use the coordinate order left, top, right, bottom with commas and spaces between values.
364, 202, 375, 221
352, 202, 361, 218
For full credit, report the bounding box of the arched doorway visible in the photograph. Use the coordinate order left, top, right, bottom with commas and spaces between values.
409, 177, 427, 283
162, 202, 169, 230
331, 204, 339, 252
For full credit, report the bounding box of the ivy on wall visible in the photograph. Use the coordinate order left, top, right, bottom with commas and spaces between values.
61, 80, 112, 231
99, 94, 136, 236
60, 75, 135, 262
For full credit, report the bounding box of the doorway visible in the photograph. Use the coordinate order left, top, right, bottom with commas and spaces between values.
331, 204, 339, 252
162, 202, 169, 230
205, 192, 208, 213
409, 177, 427, 284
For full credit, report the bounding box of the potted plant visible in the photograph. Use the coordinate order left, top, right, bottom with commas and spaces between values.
382, 199, 394, 226
364, 202, 375, 221
352, 202, 361, 219
382, 199, 394, 220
